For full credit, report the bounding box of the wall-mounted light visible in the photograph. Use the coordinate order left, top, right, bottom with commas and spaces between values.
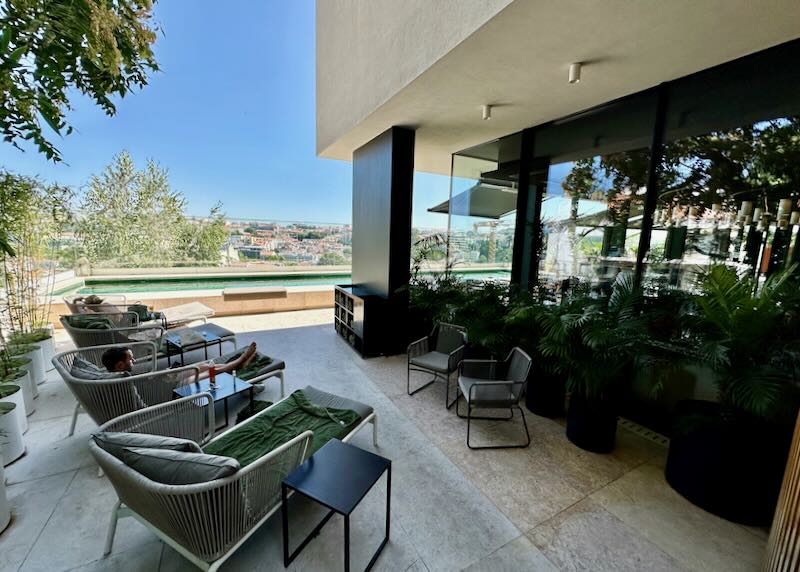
482, 104, 492, 121
568, 62, 582, 84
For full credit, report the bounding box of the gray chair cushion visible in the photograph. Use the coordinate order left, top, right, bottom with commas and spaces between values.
435, 326, 464, 354
71, 356, 130, 380
93, 432, 201, 461
302, 385, 373, 420
121, 447, 240, 484
459, 376, 517, 407
409, 351, 451, 373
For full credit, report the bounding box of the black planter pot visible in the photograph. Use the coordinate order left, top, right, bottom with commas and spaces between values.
566, 394, 618, 453
665, 400, 791, 526
526, 369, 566, 418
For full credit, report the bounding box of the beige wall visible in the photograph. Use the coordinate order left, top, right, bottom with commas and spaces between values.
316, 0, 512, 157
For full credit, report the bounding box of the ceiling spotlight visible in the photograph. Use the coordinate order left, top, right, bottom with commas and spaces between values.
482, 104, 492, 121
568, 62, 582, 84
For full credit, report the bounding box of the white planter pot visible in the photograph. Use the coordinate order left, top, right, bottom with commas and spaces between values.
0, 463, 9, 533
13, 348, 42, 400
5, 363, 34, 417
0, 401, 25, 466
0, 382, 27, 434
37, 335, 56, 373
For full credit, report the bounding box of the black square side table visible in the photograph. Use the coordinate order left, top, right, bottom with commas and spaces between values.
172, 372, 254, 428
281, 439, 391, 572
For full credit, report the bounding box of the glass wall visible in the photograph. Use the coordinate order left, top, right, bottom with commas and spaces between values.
448, 39, 800, 294
532, 91, 657, 292
641, 42, 800, 292
442, 135, 521, 281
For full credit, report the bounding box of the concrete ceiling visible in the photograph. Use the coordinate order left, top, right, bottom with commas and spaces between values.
318, 0, 800, 175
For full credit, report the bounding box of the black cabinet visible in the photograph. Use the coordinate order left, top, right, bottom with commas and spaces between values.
334, 285, 389, 357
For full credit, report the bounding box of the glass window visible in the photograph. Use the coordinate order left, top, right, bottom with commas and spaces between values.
532, 91, 658, 292
642, 41, 800, 292
443, 134, 521, 282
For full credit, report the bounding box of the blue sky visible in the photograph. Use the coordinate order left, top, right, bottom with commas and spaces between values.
0, 1, 451, 228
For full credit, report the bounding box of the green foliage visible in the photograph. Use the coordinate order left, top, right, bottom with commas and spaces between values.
0, 0, 160, 161
689, 265, 800, 423
317, 252, 348, 266
77, 152, 228, 266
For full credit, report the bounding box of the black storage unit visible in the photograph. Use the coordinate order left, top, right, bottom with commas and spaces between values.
334, 285, 387, 357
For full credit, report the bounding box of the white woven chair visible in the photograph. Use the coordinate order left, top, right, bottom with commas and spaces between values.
92, 391, 379, 572
53, 341, 199, 436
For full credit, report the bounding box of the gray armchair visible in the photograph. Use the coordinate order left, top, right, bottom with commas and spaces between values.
456, 347, 533, 449
407, 323, 467, 408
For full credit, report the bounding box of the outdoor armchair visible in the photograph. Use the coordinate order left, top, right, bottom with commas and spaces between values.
456, 347, 533, 449
60, 312, 164, 349
53, 342, 200, 436
407, 322, 467, 408
92, 387, 379, 572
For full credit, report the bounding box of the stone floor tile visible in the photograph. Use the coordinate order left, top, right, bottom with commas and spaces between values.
527, 498, 687, 572
64, 542, 163, 572
19, 467, 157, 572
0, 471, 75, 572
461, 534, 558, 571
590, 463, 766, 572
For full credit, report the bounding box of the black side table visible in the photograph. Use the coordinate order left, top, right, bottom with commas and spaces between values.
281, 439, 391, 572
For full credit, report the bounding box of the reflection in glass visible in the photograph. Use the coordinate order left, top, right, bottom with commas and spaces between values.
537, 149, 650, 291
644, 117, 800, 292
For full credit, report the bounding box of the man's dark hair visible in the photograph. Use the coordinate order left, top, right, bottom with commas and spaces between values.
102, 347, 131, 372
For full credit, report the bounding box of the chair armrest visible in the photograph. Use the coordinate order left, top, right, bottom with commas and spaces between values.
236, 430, 313, 525
98, 393, 215, 445
407, 336, 429, 358
460, 359, 502, 380
448, 344, 466, 373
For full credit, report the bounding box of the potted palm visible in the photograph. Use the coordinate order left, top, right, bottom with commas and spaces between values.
665, 265, 800, 525
538, 274, 646, 453
0, 401, 24, 466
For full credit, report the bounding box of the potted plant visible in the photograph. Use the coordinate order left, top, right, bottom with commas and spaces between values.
6, 343, 42, 401
665, 265, 800, 525
1, 351, 34, 417
0, 400, 24, 467
8, 332, 51, 381
0, 410, 12, 532
506, 285, 567, 418
538, 273, 646, 453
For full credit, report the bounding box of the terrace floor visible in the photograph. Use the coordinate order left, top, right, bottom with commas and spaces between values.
0, 309, 768, 571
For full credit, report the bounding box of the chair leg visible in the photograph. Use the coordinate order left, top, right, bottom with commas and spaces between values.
277, 370, 285, 398
104, 501, 121, 556
445, 372, 457, 409
372, 415, 378, 447
466, 405, 531, 450
407, 364, 436, 397
68, 402, 81, 437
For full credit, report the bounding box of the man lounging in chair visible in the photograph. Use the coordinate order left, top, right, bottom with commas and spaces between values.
102, 342, 259, 378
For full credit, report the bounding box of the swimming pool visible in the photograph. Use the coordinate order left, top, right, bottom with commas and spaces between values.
57, 269, 511, 295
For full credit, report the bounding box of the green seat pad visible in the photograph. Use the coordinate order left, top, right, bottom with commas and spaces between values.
213, 349, 276, 381
203, 390, 361, 466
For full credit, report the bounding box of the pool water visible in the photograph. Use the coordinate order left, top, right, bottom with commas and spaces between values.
61, 270, 511, 295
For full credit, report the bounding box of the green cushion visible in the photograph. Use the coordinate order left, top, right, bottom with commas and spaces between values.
213, 349, 275, 381
203, 389, 361, 467
127, 304, 151, 322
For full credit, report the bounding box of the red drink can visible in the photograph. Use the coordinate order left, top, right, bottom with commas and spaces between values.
209, 366, 216, 383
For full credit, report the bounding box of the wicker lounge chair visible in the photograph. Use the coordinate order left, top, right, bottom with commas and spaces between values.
53, 341, 285, 436
64, 296, 214, 329
91, 387, 378, 572
59, 313, 236, 364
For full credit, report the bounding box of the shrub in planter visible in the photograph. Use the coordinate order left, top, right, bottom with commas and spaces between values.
0, 382, 27, 440
538, 273, 655, 453
0, 405, 12, 531
10, 330, 54, 378
665, 265, 800, 525
0, 400, 24, 466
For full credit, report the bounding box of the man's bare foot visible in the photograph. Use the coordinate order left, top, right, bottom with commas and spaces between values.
239, 342, 257, 368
